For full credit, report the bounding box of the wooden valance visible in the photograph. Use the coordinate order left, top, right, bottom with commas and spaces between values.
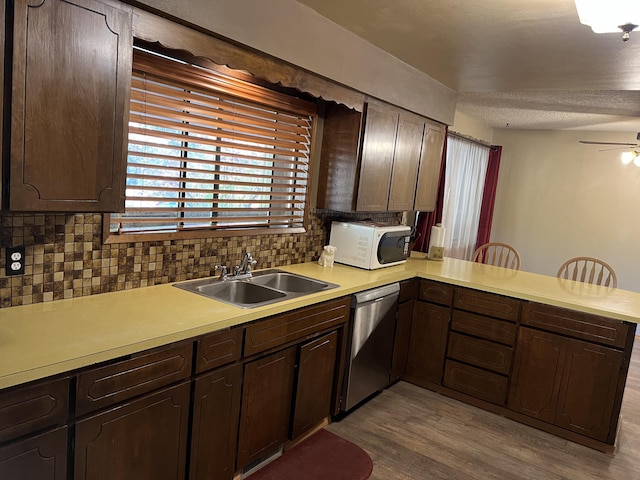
131, 5, 365, 111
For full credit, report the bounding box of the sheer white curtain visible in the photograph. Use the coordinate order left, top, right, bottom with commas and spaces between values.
441, 136, 490, 260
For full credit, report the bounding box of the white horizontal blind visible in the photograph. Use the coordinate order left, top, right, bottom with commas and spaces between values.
110, 49, 315, 236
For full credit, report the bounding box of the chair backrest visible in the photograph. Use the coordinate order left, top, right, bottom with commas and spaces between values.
556, 257, 617, 288
472, 242, 521, 270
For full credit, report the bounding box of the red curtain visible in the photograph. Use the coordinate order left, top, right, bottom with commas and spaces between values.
413, 128, 448, 253
474, 145, 502, 250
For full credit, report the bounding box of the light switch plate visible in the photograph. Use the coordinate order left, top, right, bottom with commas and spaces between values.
6, 246, 25, 276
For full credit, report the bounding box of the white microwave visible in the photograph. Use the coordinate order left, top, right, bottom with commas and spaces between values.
329, 221, 411, 270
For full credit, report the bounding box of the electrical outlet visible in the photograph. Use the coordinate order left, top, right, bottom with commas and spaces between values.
6, 246, 25, 276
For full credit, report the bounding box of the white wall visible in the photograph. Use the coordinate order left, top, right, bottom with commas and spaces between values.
451, 111, 494, 144
491, 129, 640, 292
134, 0, 456, 124
448, 115, 640, 292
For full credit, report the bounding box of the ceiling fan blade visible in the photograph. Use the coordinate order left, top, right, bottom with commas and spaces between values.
579, 140, 640, 146
597, 146, 638, 151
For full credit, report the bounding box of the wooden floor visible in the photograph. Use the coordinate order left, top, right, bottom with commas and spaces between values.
326, 339, 640, 479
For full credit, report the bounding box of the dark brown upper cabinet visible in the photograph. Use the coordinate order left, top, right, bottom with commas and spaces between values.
317, 99, 445, 212
0, 0, 4, 205
9, 0, 132, 212
413, 119, 445, 211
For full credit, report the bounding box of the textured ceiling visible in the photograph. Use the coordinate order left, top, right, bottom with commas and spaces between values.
296, 0, 640, 131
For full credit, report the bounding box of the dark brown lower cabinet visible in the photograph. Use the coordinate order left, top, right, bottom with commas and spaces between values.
405, 301, 450, 384
443, 330, 513, 406
190, 364, 242, 480
508, 328, 566, 422
292, 331, 339, 439
508, 327, 624, 442
391, 288, 416, 381
556, 339, 623, 441
0, 427, 67, 480
236, 347, 296, 470
74, 382, 191, 480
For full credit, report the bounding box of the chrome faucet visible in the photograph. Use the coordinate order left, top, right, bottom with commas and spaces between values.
236, 252, 257, 277
214, 264, 229, 281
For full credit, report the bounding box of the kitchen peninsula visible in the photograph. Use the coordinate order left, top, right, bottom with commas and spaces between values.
0, 256, 638, 478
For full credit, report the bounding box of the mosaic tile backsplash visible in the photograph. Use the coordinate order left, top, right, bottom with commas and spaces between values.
0, 209, 401, 307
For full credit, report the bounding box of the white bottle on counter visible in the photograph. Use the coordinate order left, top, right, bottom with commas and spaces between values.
428, 223, 446, 260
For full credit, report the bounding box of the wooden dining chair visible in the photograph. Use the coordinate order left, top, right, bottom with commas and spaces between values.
472, 242, 521, 270
556, 257, 617, 288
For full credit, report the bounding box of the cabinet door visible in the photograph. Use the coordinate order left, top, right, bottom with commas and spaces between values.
0, 427, 67, 480
388, 114, 423, 211
190, 364, 242, 480
391, 299, 414, 381
356, 103, 398, 211
405, 301, 450, 384
316, 103, 363, 211
414, 121, 445, 211
292, 331, 338, 439
555, 339, 623, 442
507, 328, 567, 423
11, 0, 132, 211
75, 382, 190, 480
237, 347, 296, 470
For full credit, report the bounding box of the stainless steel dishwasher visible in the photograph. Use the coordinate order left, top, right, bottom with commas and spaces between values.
342, 282, 400, 411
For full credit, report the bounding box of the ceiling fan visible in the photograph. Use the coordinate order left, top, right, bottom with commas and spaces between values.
579, 132, 640, 151
579, 132, 640, 166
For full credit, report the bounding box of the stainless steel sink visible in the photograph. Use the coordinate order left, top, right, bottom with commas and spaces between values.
250, 271, 331, 293
195, 281, 287, 306
173, 269, 339, 308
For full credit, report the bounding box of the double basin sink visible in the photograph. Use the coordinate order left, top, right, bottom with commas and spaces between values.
173, 269, 339, 308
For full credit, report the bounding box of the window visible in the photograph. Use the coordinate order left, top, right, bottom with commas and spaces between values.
441, 135, 490, 260
106, 48, 316, 242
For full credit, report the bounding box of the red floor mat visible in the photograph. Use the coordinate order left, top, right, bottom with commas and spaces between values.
248, 429, 373, 480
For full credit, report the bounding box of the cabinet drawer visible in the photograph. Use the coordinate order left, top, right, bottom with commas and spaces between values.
453, 287, 520, 321
451, 310, 517, 345
0, 377, 69, 443
444, 360, 508, 405
76, 342, 193, 416
244, 297, 349, 356
399, 279, 418, 304
418, 279, 453, 306
196, 328, 243, 374
521, 302, 631, 349
447, 332, 512, 375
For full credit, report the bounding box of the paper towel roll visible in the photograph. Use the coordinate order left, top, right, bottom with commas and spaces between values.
428, 224, 446, 260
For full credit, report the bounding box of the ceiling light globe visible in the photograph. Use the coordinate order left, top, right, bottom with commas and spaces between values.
575, 0, 640, 33
634, 155, 640, 167
621, 151, 635, 164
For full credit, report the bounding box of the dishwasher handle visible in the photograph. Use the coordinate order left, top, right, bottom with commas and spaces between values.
352, 282, 400, 306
